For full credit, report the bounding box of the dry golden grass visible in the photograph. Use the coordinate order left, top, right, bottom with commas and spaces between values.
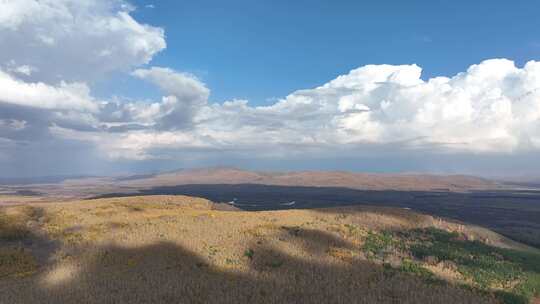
0, 205, 43, 241
0, 247, 38, 279
0, 195, 45, 205
0, 195, 535, 303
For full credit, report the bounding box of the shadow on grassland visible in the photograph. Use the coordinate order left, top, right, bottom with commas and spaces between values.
94, 183, 540, 249
0, 224, 503, 304
0, 206, 60, 278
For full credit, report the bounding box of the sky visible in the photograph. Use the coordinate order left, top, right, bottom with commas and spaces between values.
0, 0, 540, 177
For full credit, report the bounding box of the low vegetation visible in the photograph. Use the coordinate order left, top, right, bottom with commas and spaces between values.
354, 227, 540, 303
0, 206, 39, 241
0, 195, 538, 303
0, 247, 38, 279
406, 228, 540, 303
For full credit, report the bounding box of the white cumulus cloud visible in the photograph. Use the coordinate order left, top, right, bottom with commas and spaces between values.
0, 1, 539, 176
51, 59, 540, 164
191, 59, 540, 155
0, 69, 98, 111
132, 67, 210, 129
0, 0, 166, 83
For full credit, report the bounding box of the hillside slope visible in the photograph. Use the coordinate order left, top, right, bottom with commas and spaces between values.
1, 195, 538, 303
117, 167, 500, 191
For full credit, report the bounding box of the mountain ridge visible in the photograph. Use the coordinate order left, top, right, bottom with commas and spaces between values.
116, 167, 501, 191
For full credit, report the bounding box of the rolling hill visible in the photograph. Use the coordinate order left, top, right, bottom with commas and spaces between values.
116, 167, 501, 191
1, 195, 539, 303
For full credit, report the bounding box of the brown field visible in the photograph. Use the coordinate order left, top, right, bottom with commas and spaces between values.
0, 195, 538, 303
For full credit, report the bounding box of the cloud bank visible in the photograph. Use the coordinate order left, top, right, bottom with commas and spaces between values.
90, 59, 540, 160
0, 0, 539, 176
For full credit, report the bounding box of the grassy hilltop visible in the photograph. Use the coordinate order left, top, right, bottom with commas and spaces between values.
1, 195, 539, 303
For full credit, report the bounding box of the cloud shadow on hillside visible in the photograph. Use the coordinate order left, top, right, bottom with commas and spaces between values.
93, 183, 540, 249
0, 223, 502, 304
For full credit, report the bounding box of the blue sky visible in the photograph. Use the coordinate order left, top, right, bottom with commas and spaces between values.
98, 0, 540, 105
2, 0, 540, 177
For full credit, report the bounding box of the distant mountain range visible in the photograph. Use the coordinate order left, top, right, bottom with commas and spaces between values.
113, 167, 502, 191
5, 167, 533, 191
0, 175, 96, 185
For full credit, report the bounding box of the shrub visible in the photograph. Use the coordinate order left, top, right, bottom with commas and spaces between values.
244, 248, 254, 260
405, 228, 540, 303
363, 231, 400, 259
